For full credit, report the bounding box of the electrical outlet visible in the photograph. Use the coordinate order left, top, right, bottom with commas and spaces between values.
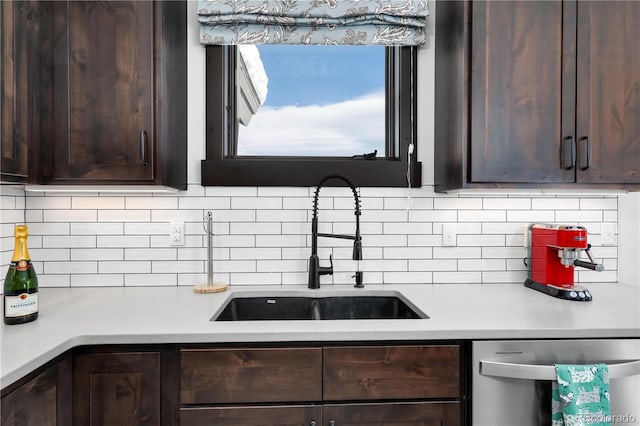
442, 223, 457, 247
601, 222, 617, 246
169, 221, 184, 246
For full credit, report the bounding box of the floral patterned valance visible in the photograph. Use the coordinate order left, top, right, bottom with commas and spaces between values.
197, 0, 429, 46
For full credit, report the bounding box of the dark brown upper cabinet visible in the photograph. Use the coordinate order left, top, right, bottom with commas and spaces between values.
435, 1, 640, 191
1, 1, 187, 189
1, 1, 50, 183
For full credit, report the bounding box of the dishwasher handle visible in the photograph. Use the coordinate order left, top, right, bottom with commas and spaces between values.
480, 359, 640, 381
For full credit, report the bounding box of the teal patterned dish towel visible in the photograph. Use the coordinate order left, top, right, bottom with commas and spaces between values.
552, 363, 611, 426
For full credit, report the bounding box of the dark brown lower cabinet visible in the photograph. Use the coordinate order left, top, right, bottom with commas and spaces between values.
73, 351, 161, 426
323, 402, 461, 426
0, 357, 71, 426
180, 405, 322, 425
179, 344, 464, 426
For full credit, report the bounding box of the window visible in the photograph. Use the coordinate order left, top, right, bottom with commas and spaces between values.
202, 45, 421, 187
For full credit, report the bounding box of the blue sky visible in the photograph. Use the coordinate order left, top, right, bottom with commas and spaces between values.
258, 45, 385, 107
238, 45, 386, 156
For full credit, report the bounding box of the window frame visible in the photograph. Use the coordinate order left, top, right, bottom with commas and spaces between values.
201, 45, 421, 187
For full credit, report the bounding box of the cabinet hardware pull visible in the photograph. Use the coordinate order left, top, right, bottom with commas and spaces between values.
579, 137, 591, 170
139, 130, 149, 166
561, 136, 576, 170
329, 421, 336, 426
309, 421, 316, 426
480, 359, 640, 380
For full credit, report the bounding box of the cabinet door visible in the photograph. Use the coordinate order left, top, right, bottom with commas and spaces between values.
323, 402, 460, 426
575, 1, 640, 184
52, 1, 155, 183
470, 1, 574, 183
323, 345, 460, 401
1, 357, 72, 426
180, 405, 322, 425
180, 347, 322, 404
1, 0, 51, 183
73, 351, 161, 426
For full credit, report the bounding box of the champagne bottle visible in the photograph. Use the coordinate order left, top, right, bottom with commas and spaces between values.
3, 224, 39, 325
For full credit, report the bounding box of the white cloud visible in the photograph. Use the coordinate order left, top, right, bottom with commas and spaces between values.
237, 90, 385, 156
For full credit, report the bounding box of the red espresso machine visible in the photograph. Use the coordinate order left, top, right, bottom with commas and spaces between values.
524, 224, 604, 301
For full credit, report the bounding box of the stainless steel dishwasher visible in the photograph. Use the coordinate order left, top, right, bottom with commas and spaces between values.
472, 339, 640, 425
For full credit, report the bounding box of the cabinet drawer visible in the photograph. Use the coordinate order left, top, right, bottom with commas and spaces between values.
180, 347, 322, 404
323, 401, 460, 426
323, 345, 460, 400
180, 405, 322, 425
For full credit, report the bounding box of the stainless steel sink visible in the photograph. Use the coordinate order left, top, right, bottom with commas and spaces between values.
211, 290, 428, 321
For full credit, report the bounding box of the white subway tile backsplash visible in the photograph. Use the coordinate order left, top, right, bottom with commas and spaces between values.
458, 210, 506, 222
230, 222, 281, 235
532, 198, 580, 210
125, 273, 177, 286
99, 210, 150, 222
232, 197, 282, 210
0, 185, 622, 288
383, 247, 433, 259
126, 248, 177, 261
72, 197, 125, 209
458, 259, 505, 271
178, 196, 231, 210
26, 196, 71, 210
71, 248, 123, 261
152, 260, 205, 274
126, 196, 178, 210
71, 274, 124, 287
457, 235, 505, 247
555, 210, 603, 222
38, 274, 71, 287
44, 261, 97, 274
44, 210, 97, 222
435, 197, 483, 210
383, 271, 432, 284
99, 261, 151, 274
409, 259, 457, 271
98, 235, 149, 248
72, 223, 124, 235
43, 235, 96, 248
27, 223, 70, 235
483, 198, 531, 210
433, 271, 481, 283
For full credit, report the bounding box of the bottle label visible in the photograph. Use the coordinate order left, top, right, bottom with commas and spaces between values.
4, 292, 38, 317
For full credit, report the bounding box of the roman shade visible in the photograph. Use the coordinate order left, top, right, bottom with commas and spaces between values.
197, 1, 429, 46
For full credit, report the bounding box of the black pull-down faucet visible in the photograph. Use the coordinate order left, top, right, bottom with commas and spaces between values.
308, 173, 363, 289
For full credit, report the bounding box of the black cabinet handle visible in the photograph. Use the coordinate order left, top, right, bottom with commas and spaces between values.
139, 130, 149, 166
579, 137, 591, 170
561, 136, 576, 170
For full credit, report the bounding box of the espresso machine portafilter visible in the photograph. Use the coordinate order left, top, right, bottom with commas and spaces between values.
524, 224, 604, 301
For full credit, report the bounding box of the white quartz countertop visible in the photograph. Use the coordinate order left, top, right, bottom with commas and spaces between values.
2, 282, 639, 389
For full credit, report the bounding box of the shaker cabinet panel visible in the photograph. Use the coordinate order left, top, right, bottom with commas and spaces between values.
0, 357, 71, 426
52, 1, 155, 182
180, 347, 323, 404
575, 1, 640, 184
470, 0, 571, 184
323, 345, 460, 401
1, 0, 50, 183
73, 351, 161, 426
